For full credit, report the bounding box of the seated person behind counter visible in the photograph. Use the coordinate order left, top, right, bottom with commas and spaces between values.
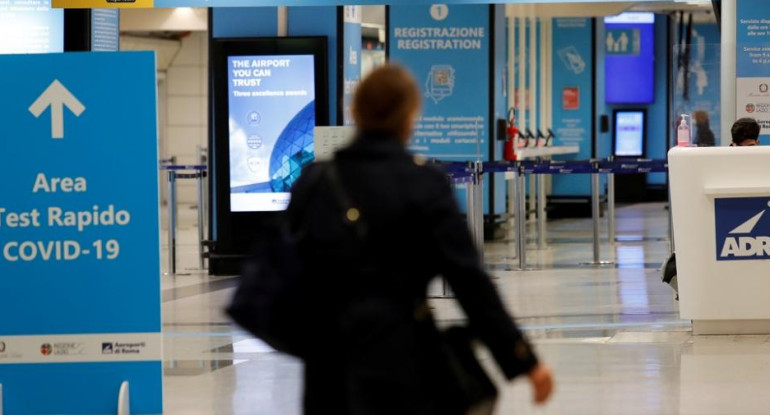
730, 118, 761, 146
663, 118, 762, 298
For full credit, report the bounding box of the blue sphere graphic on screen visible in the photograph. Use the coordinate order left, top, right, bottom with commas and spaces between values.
269, 101, 315, 192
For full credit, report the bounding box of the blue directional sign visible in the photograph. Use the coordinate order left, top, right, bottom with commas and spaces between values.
0, 52, 162, 414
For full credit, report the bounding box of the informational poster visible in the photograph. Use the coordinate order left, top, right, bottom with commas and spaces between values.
551, 17, 593, 196
228, 54, 316, 212
672, 22, 721, 146
0, 52, 161, 414
91, 9, 120, 52
314, 126, 355, 161
389, 4, 489, 160
0, 0, 63, 54
736, 0, 770, 141
343, 6, 362, 126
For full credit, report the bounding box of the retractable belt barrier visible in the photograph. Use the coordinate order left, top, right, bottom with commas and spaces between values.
160, 164, 208, 275
431, 159, 669, 270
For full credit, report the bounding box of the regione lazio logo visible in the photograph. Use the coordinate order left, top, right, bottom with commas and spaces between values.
40, 343, 52, 356
715, 197, 770, 261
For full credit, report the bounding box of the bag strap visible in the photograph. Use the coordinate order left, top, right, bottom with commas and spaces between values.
324, 160, 368, 240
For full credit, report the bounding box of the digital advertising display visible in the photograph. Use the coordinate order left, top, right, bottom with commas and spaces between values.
0, 0, 63, 54
228, 54, 316, 212
614, 110, 646, 157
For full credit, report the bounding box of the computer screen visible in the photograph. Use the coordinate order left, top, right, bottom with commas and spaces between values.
227, 54, 316, 212
614, 110, 646, 157
0, 0, 64, 54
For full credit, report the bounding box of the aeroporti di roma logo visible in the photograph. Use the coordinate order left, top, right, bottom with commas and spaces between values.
715, 198, 770, 260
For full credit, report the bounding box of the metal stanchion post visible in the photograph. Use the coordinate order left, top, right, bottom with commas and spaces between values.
514, 171, 527, 270
608, 173, 616, 245
197, 146, 208, 230
466, 174, 476, 244
196, 170, 206, 270
536, 173, 547, 249
507, 173, 516, 242
591, 173, 600, 263
528, 174, 536, 222
167, 170, 177, 275
474, 162, 484, 257
582, 171, 613, 266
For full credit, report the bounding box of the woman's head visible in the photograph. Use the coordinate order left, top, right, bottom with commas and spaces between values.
353, 65, 421, 143
693, 110, 710, 125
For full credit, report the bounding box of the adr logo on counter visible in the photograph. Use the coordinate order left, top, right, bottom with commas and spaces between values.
715, 197, 770, 261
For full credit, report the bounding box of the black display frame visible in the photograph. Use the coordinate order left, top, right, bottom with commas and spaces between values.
209, 36, 329, 274
612, 108, 647, 158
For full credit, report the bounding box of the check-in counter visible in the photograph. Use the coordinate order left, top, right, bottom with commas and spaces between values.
669, 146, 770, 334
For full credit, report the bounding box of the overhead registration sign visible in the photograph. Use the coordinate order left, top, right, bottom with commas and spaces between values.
54, 0, 681, 9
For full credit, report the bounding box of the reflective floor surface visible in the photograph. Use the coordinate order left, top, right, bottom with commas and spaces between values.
160, 203, 770, 415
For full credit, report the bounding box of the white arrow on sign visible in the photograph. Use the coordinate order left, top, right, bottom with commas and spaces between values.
28, 79, 86, 139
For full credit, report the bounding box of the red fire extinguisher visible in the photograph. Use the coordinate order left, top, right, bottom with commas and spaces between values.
504, 107, 519, 161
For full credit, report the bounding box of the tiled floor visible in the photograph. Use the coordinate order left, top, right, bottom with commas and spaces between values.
160, 202, 770, 415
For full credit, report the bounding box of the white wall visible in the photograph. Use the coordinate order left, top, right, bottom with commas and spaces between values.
120, 31, 208, 205
165, 32, 208, 204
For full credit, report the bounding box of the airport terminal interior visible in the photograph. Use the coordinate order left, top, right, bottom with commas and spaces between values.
3, 0, 770, 414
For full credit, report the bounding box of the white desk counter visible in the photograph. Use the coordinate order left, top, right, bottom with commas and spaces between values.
669, 146, 770, 334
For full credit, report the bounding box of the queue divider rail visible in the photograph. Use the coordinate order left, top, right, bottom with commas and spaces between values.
432, 158, 669, 270
160, 164, 208, 276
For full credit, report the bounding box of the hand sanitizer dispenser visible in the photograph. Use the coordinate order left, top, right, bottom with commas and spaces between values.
677, 114, 692, 147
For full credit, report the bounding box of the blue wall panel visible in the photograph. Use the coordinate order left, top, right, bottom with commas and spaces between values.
551, 17, 594, 196
212, 7, 278, 38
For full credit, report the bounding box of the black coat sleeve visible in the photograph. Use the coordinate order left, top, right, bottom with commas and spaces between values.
421, 169, 539, 380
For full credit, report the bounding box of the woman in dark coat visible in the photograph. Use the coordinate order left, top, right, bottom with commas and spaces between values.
287, 65, 553, 415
